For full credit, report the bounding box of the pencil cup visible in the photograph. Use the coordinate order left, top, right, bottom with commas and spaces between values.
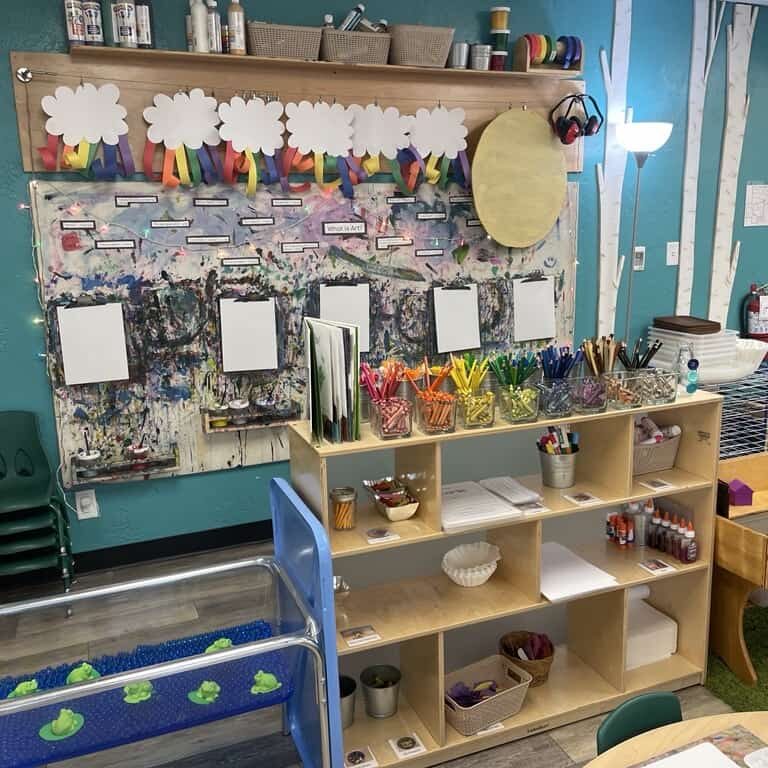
416, 392, 457, 434
330, 487, 357, 530
499, 385, 539, 424
360, 665, 401, 718
539, 451, 577, 489
339, 675, 357, 729
572, 376, 607, 414
538, 379, 573, 418
639, 369, 677, 405
459, 391, 496, 428
371, 397, 412, 439
605, 372, 644, 410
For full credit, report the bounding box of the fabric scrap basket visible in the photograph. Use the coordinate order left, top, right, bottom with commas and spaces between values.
321, 29, 391, 65
499, 631, 554, 687
388, 24, 455, 68
247, 22, 322, 60
633, 434, 681, 475
444, 654, 532, 736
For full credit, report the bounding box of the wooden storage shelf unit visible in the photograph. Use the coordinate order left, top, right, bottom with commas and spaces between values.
512, 36, 584, 76
291, 392, 720, 765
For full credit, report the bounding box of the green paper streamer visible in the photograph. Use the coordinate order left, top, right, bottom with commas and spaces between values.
186, 146, 202, 186
439, 155, 451, 189
388, 158, 410, 196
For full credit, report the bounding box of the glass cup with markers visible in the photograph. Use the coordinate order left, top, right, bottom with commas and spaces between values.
572, 375, 607, 414
459, 391, 496, 428
370, 397, 413, 439
538, 378, 574, 418
416, 391, 457, 434
499, 384, 540, 423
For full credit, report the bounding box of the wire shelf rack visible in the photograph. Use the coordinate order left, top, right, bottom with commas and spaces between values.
702, 367, 768, 459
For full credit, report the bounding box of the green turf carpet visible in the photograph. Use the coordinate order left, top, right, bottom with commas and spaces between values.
707, 605, 768, 710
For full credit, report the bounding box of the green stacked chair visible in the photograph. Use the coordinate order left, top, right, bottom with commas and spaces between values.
0, 411, 73, 590
596, 692, 683, 754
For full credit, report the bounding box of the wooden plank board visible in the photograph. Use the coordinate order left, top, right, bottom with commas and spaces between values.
10, 49, 584, 175
715, 515, 767, 585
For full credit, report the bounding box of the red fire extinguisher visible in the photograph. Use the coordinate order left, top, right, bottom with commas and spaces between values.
741, 283, 768, 342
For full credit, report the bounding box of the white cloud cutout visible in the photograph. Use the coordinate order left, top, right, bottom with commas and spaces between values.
409, 106, 468, 159
42, 83, 128, 147
143, 88, 220, 151
348, 104, 414, 160
218, 97, 285, 155
285, 101, 353, 157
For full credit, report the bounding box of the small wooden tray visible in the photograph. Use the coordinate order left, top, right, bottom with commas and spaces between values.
653, 315, 721, 334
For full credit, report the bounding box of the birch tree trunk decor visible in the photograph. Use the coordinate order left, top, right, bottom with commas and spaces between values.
596, 0, 632, 336
708, 4, 758, 326
676, 0, 715, 315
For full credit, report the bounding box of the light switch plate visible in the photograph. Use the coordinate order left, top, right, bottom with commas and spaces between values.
75, 489, 100, 520
632, 246, 646, 271
666, 241, 680, 266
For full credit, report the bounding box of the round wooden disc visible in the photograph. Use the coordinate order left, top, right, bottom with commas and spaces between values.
472, 109, 567, 248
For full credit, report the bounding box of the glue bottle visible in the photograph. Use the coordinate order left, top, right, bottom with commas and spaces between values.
190, 0, 210, 52
227, 0, 247, 55
681, 523, 698, 563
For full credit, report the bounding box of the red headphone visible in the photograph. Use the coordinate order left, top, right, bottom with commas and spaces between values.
549, 94, 604, 145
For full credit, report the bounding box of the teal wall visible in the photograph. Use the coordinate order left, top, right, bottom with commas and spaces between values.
1, 1, 766, 552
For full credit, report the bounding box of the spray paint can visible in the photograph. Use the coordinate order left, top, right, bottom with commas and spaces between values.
114, 1, 138, 47
338, 3, 364, 31
135, 0, 153, 48
185, 14, 194, 51
221, 24, 229, 53
64, 0, 86, 46
82, 1, 104, 45
102, 0, 119, 46
206, 0, 222, 53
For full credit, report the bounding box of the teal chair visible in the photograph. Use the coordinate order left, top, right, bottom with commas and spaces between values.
596, 692, 682, 754
0, 411, 73, 589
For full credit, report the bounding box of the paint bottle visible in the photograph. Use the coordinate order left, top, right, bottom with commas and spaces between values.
185, 13, 194, 51
206, 0, 222, 53
323, 13, 334, 28
135, 0, 153, 48
659, 512, 671, 553
221, 24, 229, 53
64, 0, 86, 47
617, 517, 627, 548
648, 509, 660, 549
626, 517, 635, 548
227, 0, 247, 55
668, 515, 679, 555
82, 1, 104, 45
101, 0, 118, 45
681, 523, 698, 563
338, 3, 364, 31
605, 511, 614, 541
190, 0, 210, 52
114, 1, 138, 48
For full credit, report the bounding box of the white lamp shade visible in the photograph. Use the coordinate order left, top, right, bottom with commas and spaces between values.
616, 122, 673, 153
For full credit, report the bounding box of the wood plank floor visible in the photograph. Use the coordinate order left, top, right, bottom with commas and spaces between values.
0, 543, 730, 768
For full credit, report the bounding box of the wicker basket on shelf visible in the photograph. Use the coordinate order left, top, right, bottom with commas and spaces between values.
499, 631, 554, 687
444, 655, 532, 736
388, 24, 454, 68
321, 28, 391, 65
247, 22, 322, 60
633, 434, 681, 475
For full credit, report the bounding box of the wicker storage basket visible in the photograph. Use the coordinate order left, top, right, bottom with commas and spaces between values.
633, 434, 681, 475
247, 22, 322, 60
499, 632, 554, 687
444, 655, 532, 736
321, 29, 391, 65
388, 24, 455, 68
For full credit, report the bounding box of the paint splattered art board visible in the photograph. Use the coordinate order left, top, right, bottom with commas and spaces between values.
31, 180, 577, 486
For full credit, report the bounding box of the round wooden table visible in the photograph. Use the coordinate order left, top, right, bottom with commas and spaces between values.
585, 713, 768, 767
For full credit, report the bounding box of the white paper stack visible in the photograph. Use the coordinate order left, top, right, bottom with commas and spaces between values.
441, 481, 522, 532
540, 542, 617, 602
479, 476, 542, 506
626, 596, 678, 671
643, 742, 739, 767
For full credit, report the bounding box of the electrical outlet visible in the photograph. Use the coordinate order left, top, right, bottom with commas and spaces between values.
75, 489, 100, 520
666, 241, 680, 266
632, 246, 646, 271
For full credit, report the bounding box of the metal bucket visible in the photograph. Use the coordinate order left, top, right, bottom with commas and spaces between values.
339, 675, 357, 729
360, 664, 401, 718
539, 451, 577, 489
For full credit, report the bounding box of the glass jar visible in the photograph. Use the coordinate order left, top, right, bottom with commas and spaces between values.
459, 391, 495, 428
538, 379, 573, 418
371, 397, 412, 439
416, 393, 457, 434
572, 375, 607, 414
499, 385, 539, 424
640, 369, 678, 405
330, 487, 357, 530
605, 372, 644, 409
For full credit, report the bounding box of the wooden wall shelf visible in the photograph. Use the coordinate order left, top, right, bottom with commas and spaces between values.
11, 49, 585, 174
288, 392, 721, 767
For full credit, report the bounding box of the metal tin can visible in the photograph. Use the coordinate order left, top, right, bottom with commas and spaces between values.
114, 1, 138, 48
64, 0, 86, 46
82, 1, 104, 45
470, 43, 492, 71
449, 41, 470, 69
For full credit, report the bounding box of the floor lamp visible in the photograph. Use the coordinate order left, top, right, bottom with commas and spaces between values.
617, 122, 673, 339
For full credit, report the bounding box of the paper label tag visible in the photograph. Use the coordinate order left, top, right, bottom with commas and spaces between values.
415, 249, 444, 257
466, 218, 483, 227
240, 217, 275, 227
194, 197, 229, 207
281, 241, 320, 254
417, 212, 448, 221
450, 194, 473, 204
475, 722, 505, 736
344, 747, 378, 768
151, 219, 191, 229
221, 257, 261, 266
386, 196, 416, 205
516, 501, 550, 516
341, 625, 381, 647
637, 478, 675, 491
114, 195, 157, 207
61, 220, 96, 230
366, 528, 401, 545
186, 235, 231, 245
388, 734, 427, 760
376, 236, 413, 250
323, 221, 367, 235
96, 239, 135, 249
760, 295, 768, 322
562, 492, 602, 506
272, 198, 302, 207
